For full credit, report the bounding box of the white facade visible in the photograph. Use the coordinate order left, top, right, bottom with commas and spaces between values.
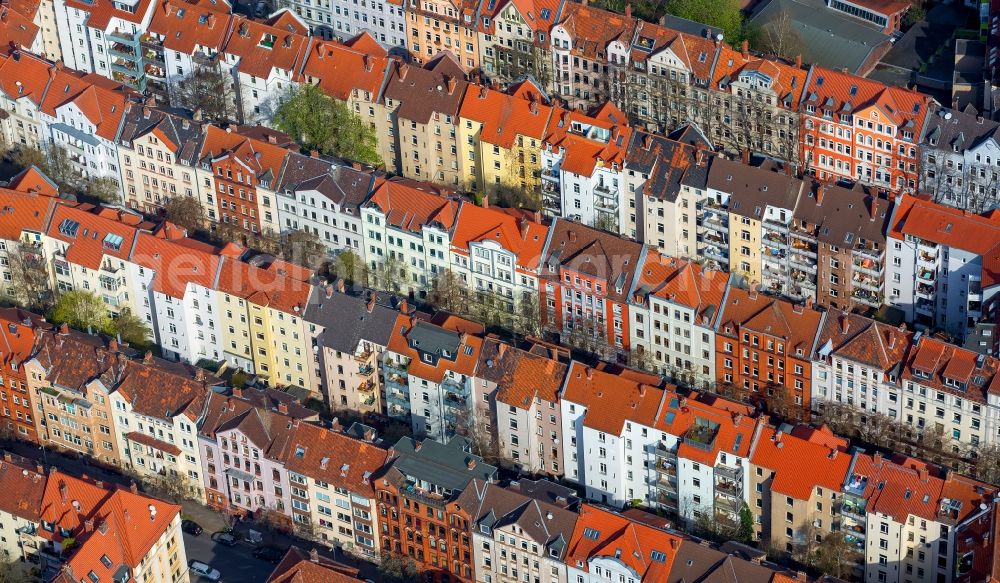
46, 100, 124, 197
283, 0, 406, 51
361, 205, 452, 295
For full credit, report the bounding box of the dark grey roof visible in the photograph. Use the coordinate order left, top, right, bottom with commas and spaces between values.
390, 436, 497, 493
749, 0, 889, 74
276, 152, 377, 213
118, 105, 205, 165
303, 287, 398, 353
793, 182, 891, 247
708, 158, 802, 217
660, 14, 723, 40
668, 539, 777, 583
920, 105, 1000, 152
625, 131, 710, 203
408, 321, 461, 356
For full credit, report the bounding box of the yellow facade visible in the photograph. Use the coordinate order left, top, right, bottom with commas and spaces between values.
727, 214, 762, 286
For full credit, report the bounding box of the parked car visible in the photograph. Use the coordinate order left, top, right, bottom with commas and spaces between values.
252, 544, 284, 563
211, 532, 238, 547
181, 520, 204, 536
188, 560, 221, 582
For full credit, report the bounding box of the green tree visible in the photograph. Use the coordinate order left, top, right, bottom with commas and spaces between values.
50, 291, 111, 333
330, 249, 369, 289
664, 0, 744, 43
274, 84, 381, 166
737, 503, 754, 544
86, 176, 121, 204
109, 308, 152, 349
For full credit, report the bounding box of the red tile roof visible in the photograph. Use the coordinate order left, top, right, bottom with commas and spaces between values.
751, 427, 851, 499
303, 40, 390, 101
712, 45, 808, 108
7, 165, 60, 197
0, 51, 54, 106
654, 391, 759, 465
0, 188, 56, 238
477, 338, 567, 408
365, 177, 461, 234
631, 21, 717, 83
222, 15, 310, 80
0, 5, 40, 52
803, 66, 930, 133
566, 504, 681, 581
890, 194, 1000, 257
200, 124, 290, 181
814, 310, 913, 373
451, 202, 547, 271
125, 431, 183, 456
130, 231, 222, 299
459, 83, 553, 147
543, 103, 631, 177
903, 336, 999, 404
555, 3, 637, 61
0, 456, 46, 521
634, 251, 728, 326
45, 203, 152, 270
282, 422, 389, 496
215, 254, 313, 314
267, 547, 361, 583
148, 0, 233, 55
62, 0, 154, 29
386, 312, 483, 383
562, 361, 665, 435
716, 288, 823, 356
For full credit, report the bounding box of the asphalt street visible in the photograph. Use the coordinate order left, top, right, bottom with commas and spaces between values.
184, 531, 274, 583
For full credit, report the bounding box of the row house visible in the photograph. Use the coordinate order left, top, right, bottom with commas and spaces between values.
108, 354, 217, 499
303, 283, 398, 412
475, 0, 562, 86
788, 182, 893, 310
714, 286, 824, 420
564, 505, 682, 583
375, 436, 498, 583
749, 426, 852, 559
456, 81, 553, 196
628, 252, 729, 387
0, 51, 54, 149
548, 2, 636, 109
559, 361, 666, 507
40, 469, 186, 583
0, 309, 45, 442
362, 177, 459, 296
405, 0, 479, 68
384, 310, 484, 440
474, 337, 568, 477
266, 547, 365, 582
887, 195, 1000, 342
52, 0, 157, 91
810, 310, 913, 416
381, 56, 469, 186
0, 0, 49, 57
539, 218, 646, 356
920, 105, 1000, 213
116, 102, 206, 214
282, 420, 389, 557
897, 336, 1000, 452
448, 200, 547, 327
198, 386, 317, 519
840, 451, 999, 583
800, 66, 930, 192
274, 150, 377, 258
285, 0, 406, 52
540, 103, 630, 231
625, 127, 710, 253
0, 454, 46, 564
145, 0, 233, 98
219, 13, 311, 125
463, 478, 579, 583
197, 123, 288, 236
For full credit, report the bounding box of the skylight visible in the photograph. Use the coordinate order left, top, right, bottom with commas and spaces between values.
58, 218, 80, 238
103, 233, 124, 251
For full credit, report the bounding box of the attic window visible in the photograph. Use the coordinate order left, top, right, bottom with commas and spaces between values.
464, 345, 473, 356
295, 446, 305, 458
650, 550, 667, 563
103, 233, 124, 251
99, 555, 112, 568
582, 527, 600, 540
87, 572, 99, 583
58, 219, 80, 238
259, 33, 276, 48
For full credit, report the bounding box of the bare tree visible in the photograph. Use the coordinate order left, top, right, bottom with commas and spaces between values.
6, 241, 53, 311
759, 10, 805, 61
374, 255, 409, 294
512, 291, 541, 338
427, 270, 471, 314
162, 195, 205, 234
171, 68, 239, 122
811, 531, 863, 579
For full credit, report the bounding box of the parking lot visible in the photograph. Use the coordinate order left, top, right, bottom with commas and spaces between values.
184, 531, 276, 583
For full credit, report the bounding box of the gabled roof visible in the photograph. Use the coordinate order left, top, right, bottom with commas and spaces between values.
751, 426, 851, 499
386, 435, 497, 494
541, 218, 645, 303
148, 0, 233, 55
566, 504, 681, 581
802, 65, 930, 133
477, 338, 567, 408
365, 177, 461, 234
114, 357, 216, 422
712, 46, 808, 110
889, 194, 1000, 256
459, 83, 553, 147
200, 124, 290, 181
118, 104, 205, 165
0, 188, 57, 239
282, 422, 389, 497
902, 336, 999, 404
561, 361, 665, 435
223, 15, 310, 80
303, 39, 390, 101
198, 391, 303, 460
6, 165, 60, 197
131, 231, 223, 299
708, 158, 802, 217
793, 181, 892, 247
266, 547, 361, 583
0, 455, 46, 522
633, 251, 728, 327
555, 2, 638, 61
0, 6, 40, 51
715, 288, 822, 357
654, 391, 759, 465
451, 202, 548, 271
386, 312, 483, 383
62, 0, 155, 29
45, 203, 151, 270
813, 310, 912, 373
543, 103, 631, 177
44, 72, 129, 141
631, 21, 717, 83
0, 51, 54, 105
304, 287, 399, 354
214, 255, 313, 314
383, 57, 469, 123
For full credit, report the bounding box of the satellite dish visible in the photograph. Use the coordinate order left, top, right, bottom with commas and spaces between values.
944, 112, 953, 120
716, 33, 724, 41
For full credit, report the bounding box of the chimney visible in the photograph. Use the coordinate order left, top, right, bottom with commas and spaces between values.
918, 467, 929, 483
741, 40, 749, 59
481, 194, 489, 209
828, 448, 838, 460
840, 315, 850, 335
59, 482, 68, 503
399, 299, 408, 313
519, 218, 529, 239
193, 108, 203, 121
363, 54, 373, 72
585, 367, 593, 380
643, 134, 652, 149
310, 150, 320, 158
2, 453, 10, 463
266, 134, 278, 145
695, 148, 704, 166
84, 519, 94, 532
207, 13, 216, 27
466, 458, 477, 470
873, 451, 882, 467
367, 297, 376, 313
232, 386, 243, 398
325, 284, 334, 299
414, 440, 422, 452
479, 85, 488, 99
143, 350, 153, 364
888, 332, 897, 349
330, 418, 342, 432
869, 196, 877, 220
795, 54, 802, 69
740, 149, 750, 165
59, 322, 69, 335
792, 303, 804, 314
277, 402, 289, 414
309, 547, 320, 563
446, 76, 457, 95
568, 230, 577, 243
142, 106, 151, 118
397, 62, 409, 80
195, 367, 205, 382
748, 285, 758, 300
529, 100, 538, 115
129, 481, 138, 494
624, 2, 631, 18
36, 464, 43, 474
107, 338, 118, 353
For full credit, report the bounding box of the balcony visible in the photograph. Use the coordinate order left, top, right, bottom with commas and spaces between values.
358, 364, 375, 377
917, 250, 937, 265
108, 29, 137, 44
852, 289, 880, 307
852, 246, 883, 260
763, 248, 786, 261
915, 298, 935, 315
192, 51, 219, 67
763, 218, 789, 233
683, 424, 718, 451
917, 267, 936, 283
853, 257, 882, 276
388, 403, 409, 418
714, 493, 742, 513
762, 232, 788, 249
916, 283, 935, 300
656, 491, 679, 510
714, 464, 743, 482
594, 183, 612, 196
790, 238, 818, 258
852, 273, 880, 291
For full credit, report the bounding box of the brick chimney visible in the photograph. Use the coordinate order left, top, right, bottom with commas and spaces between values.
481, 194, 489, 209
232, 386, 243, 398
59, 322, 69, 335
397, 62, 409, 80
143, 350, 153, 364
336, 279, 346, 293
795, 54, 802, 69
277, 402, 289, 414
130, 481, 138, 494
624, 2, 631, 18
399, 299, 408, 313
741, 40, 749, 59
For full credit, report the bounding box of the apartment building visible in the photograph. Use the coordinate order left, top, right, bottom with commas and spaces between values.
810, 310, 913, 416
800, 66, 930, 191
540, 103, 630, 231
749, 426, 851, 557
198, 387, 316, 519
375, 436, 498, 583
920, 105, 1000, 213
283, 421, 388, 557
0, 51, 53, 149
0, 309, 43, 442
560, 361, 666, 507
303, 284, 398, 412
549, 3, 635, 108
381, 57, 469, 186
628, 252, 729, 386
625, 128, 709, 252
714, 287, 824, 419
274, 151, 376, 258
286, 0, 406, 51
463, 478, 579, 583
385, 310, 483, 440
564, 505, 682, 583
361, 177, 459, 295
886, 195, 1000, 341
0, 454, 46, 565
456, 81, 552, 196
474, 338, 568, 477
109, 355, 216, 500
198, 123, 288, 236
219, 13, 310, 124
117, 104, 205, 213
788, 182, 892, 309
448, 200, 547, 328
405, 0, 479, 68
145, 0, 233, 94
476, 0, 561, 86
539, 218, 646, 356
